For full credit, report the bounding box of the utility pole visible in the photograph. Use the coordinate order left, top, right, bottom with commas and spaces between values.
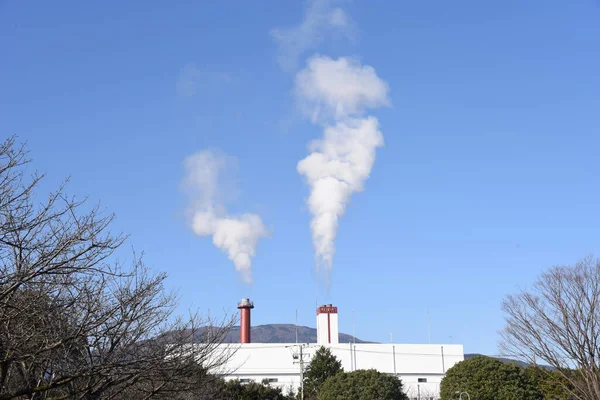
207, 308, 211, 342
287, 343, 311, 400
299, 345, 305, 400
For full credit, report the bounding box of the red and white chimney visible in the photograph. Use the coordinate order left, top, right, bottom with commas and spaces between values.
237, 298, 254, 344
316, 304, 339, 344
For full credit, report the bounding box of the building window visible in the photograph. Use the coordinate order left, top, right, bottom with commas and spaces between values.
240, 379, 252, 383
418, 378, 427, 383
267, 378, 278, 383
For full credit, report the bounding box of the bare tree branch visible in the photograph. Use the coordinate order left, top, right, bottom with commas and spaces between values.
500, 256, 600, 400
0, 137, 234, 399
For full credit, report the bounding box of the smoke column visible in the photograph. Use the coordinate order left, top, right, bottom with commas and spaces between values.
181, 150, 268, 284
295, 55, 390, 277
270, 0, 354, 71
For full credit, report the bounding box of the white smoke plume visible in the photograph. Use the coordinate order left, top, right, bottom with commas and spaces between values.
181, 150, 268, 284
295, 55, 390, 275
270, 0, 354, 71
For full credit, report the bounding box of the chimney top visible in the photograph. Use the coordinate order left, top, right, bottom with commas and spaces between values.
317, 304, 338, 315
237, 298, 254, 309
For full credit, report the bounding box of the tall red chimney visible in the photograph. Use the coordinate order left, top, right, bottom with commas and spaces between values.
237, 298, 254, 344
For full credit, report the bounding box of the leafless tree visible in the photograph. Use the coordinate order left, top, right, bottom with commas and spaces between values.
0, 136, 235, 399
500, 256, 600, 400
405, 385, 439, 400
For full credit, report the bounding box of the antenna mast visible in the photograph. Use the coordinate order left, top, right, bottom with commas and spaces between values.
427, 309, 431, 344
352, 310, 356, 344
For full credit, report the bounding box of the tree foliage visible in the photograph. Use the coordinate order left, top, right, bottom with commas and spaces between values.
210, 379, 295, 400
525, 366, 576, 400
500, 256, 600, 400
318, 369, 408, 400
0, 136, 233, 399
302, 346, 343, 399
440, 356, 542, 400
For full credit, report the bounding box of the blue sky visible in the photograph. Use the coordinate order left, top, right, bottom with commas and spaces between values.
1, 0, 599, 356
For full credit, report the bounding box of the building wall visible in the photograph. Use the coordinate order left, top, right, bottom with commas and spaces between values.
316, 314, 327, 345
328, 314, 339, 344
211, 343, 464, 399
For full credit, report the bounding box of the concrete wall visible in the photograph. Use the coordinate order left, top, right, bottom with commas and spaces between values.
212, 343, 464, 399
316, 313, 339, 345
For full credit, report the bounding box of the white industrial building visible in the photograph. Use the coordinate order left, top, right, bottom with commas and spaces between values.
209, 299, 464, 400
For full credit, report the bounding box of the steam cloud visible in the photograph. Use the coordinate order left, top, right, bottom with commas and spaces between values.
295, 55, 390, 275
181, 150, 268, 284
270, 0, 354, 71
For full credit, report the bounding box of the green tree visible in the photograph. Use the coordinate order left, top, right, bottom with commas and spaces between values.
525, 366, 576, 400
440, 356, 543, 400
318, 369, 408, 400
212, 379, 294, 400
303, 346, 343, 399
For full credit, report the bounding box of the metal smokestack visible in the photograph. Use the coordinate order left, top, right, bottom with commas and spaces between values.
237, 298, 254, 344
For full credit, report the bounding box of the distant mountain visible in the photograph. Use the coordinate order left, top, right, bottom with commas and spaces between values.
170, 324, 369, 344
222, 324, 369, 344
464, 353, 553, 369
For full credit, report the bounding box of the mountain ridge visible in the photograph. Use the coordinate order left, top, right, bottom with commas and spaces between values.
221, 324, 370, 344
